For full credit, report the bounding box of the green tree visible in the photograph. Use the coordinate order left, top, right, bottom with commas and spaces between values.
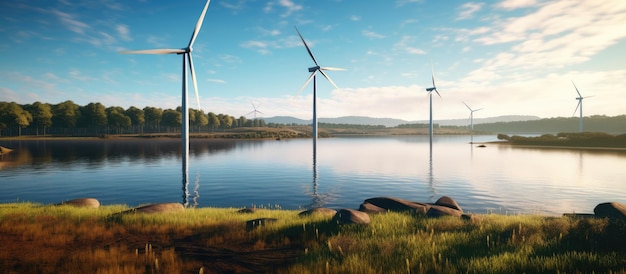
52, 100, 81, 130
126, 106, 145, 134
191, 109, 208, 132
79, 102, 107, 134
0, 102, 32, 136
143, 107, 163, 132
27, 102, 53, 136
238, 116, 248, 128
207, 112, 220, 132
106, 106, 131, 134
161, 109, 182, 132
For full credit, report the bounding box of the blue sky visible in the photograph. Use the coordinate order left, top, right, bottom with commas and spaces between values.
1, 0, 625, 121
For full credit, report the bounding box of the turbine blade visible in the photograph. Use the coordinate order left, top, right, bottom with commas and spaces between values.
431, 61, 436, 88
319, 69, 339, 89
294, 26, 319, 66
571, 80, 582, 97
188, 53, 201, 110
434, 89, 442, 98
188, 0, 211, 48
573, 101, 581, 116
296, 71, 317, 97
120, 49, 185, 54
463, 101, 472, 111
475, 108, 483, 112
321, 66, 346, 71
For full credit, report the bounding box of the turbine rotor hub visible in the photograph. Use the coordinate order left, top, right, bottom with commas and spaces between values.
308, 66, 320, 72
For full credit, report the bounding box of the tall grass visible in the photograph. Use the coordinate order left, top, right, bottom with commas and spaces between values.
1, 203, 624, 273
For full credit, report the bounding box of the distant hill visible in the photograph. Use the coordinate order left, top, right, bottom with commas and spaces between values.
264, 115, 541, 128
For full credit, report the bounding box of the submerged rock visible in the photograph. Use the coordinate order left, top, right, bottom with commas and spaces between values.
332, 209, 370, 225
57, 198, 100, 208
594, 202, 626, 221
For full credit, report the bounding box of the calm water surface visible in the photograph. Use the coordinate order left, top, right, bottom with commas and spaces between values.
1, 135, 625, 215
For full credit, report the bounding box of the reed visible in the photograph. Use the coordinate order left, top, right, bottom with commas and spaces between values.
0, 203, 624, 273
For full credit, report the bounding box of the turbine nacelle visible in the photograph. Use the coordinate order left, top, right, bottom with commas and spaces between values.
308, 66, 320, 73
426, 87, 436, 92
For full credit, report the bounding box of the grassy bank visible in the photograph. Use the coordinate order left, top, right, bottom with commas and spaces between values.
1, 203, 625, 273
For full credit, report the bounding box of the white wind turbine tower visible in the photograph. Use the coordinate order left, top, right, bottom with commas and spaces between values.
120, 0, 211, 206
247, 102, 263, 119
463, 101, 482, 143
425, 63, 441, 148
294, 26, 345, 158
572, 81, 593, 132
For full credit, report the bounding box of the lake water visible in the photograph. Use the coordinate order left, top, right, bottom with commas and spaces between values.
1, 135, 625, 215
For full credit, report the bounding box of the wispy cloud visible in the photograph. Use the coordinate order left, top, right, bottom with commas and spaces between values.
362, 30, 385, 39
350, 15, 361, 21
116, 24, 131, 41
208, 79, 226, 84
496, 0, 538, 10
460, 0, 626, 83
241, 35, 303, 55
264, 0, 303, 18
457, 2, 483, 20
49, 9, 89, 34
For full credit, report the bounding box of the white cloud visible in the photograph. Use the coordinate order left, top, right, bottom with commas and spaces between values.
362, 30, 385, 39
350, 15, 361, 21
208, 79, 226, 84
406, 47, 426, 55
457, 2, 484, 20
265, 0, 303, 18
461, 0, 626, 84
49, 9, 89, 34
116, 24, 131, 41
496, 0, 538, 10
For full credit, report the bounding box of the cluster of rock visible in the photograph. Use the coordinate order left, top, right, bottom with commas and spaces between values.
56, 197, 626, 227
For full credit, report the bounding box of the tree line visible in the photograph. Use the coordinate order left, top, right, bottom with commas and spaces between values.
0, 100, 266, 137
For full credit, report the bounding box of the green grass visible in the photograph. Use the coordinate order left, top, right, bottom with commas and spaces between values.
1, 203, 625, 273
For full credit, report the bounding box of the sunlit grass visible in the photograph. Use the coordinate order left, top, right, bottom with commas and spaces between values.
1, 203, 624, 273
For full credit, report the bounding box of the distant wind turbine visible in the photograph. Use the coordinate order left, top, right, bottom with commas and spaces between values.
120, 0, 211, 206
571, 81, 593, 132
425, 62, 441, 148
294, 26, 345, 157
463, 101, 482, 144
463, 101, 482, 131
246, 102, 263, 119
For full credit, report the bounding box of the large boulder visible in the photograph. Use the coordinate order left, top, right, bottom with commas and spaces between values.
57, 198, 100, 208
433, 196, 462, 212
426, 205, 463, 218
363, 197, 429, 214
332, 209, 370, 225
425, 196, 463, 218
594, 202, 626, 221
132, 203, 184, 214
359, 202, 387, 214
298, 208, 337, 217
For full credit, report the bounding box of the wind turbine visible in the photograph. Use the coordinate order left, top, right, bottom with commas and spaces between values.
120, 0, 211, 206
463, 102, 482, 144
294, 26, 345, 157
571, 81, 593, 132
246, 102, 263, 119
463, 102, 482, 131
425, 63, 441, 148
